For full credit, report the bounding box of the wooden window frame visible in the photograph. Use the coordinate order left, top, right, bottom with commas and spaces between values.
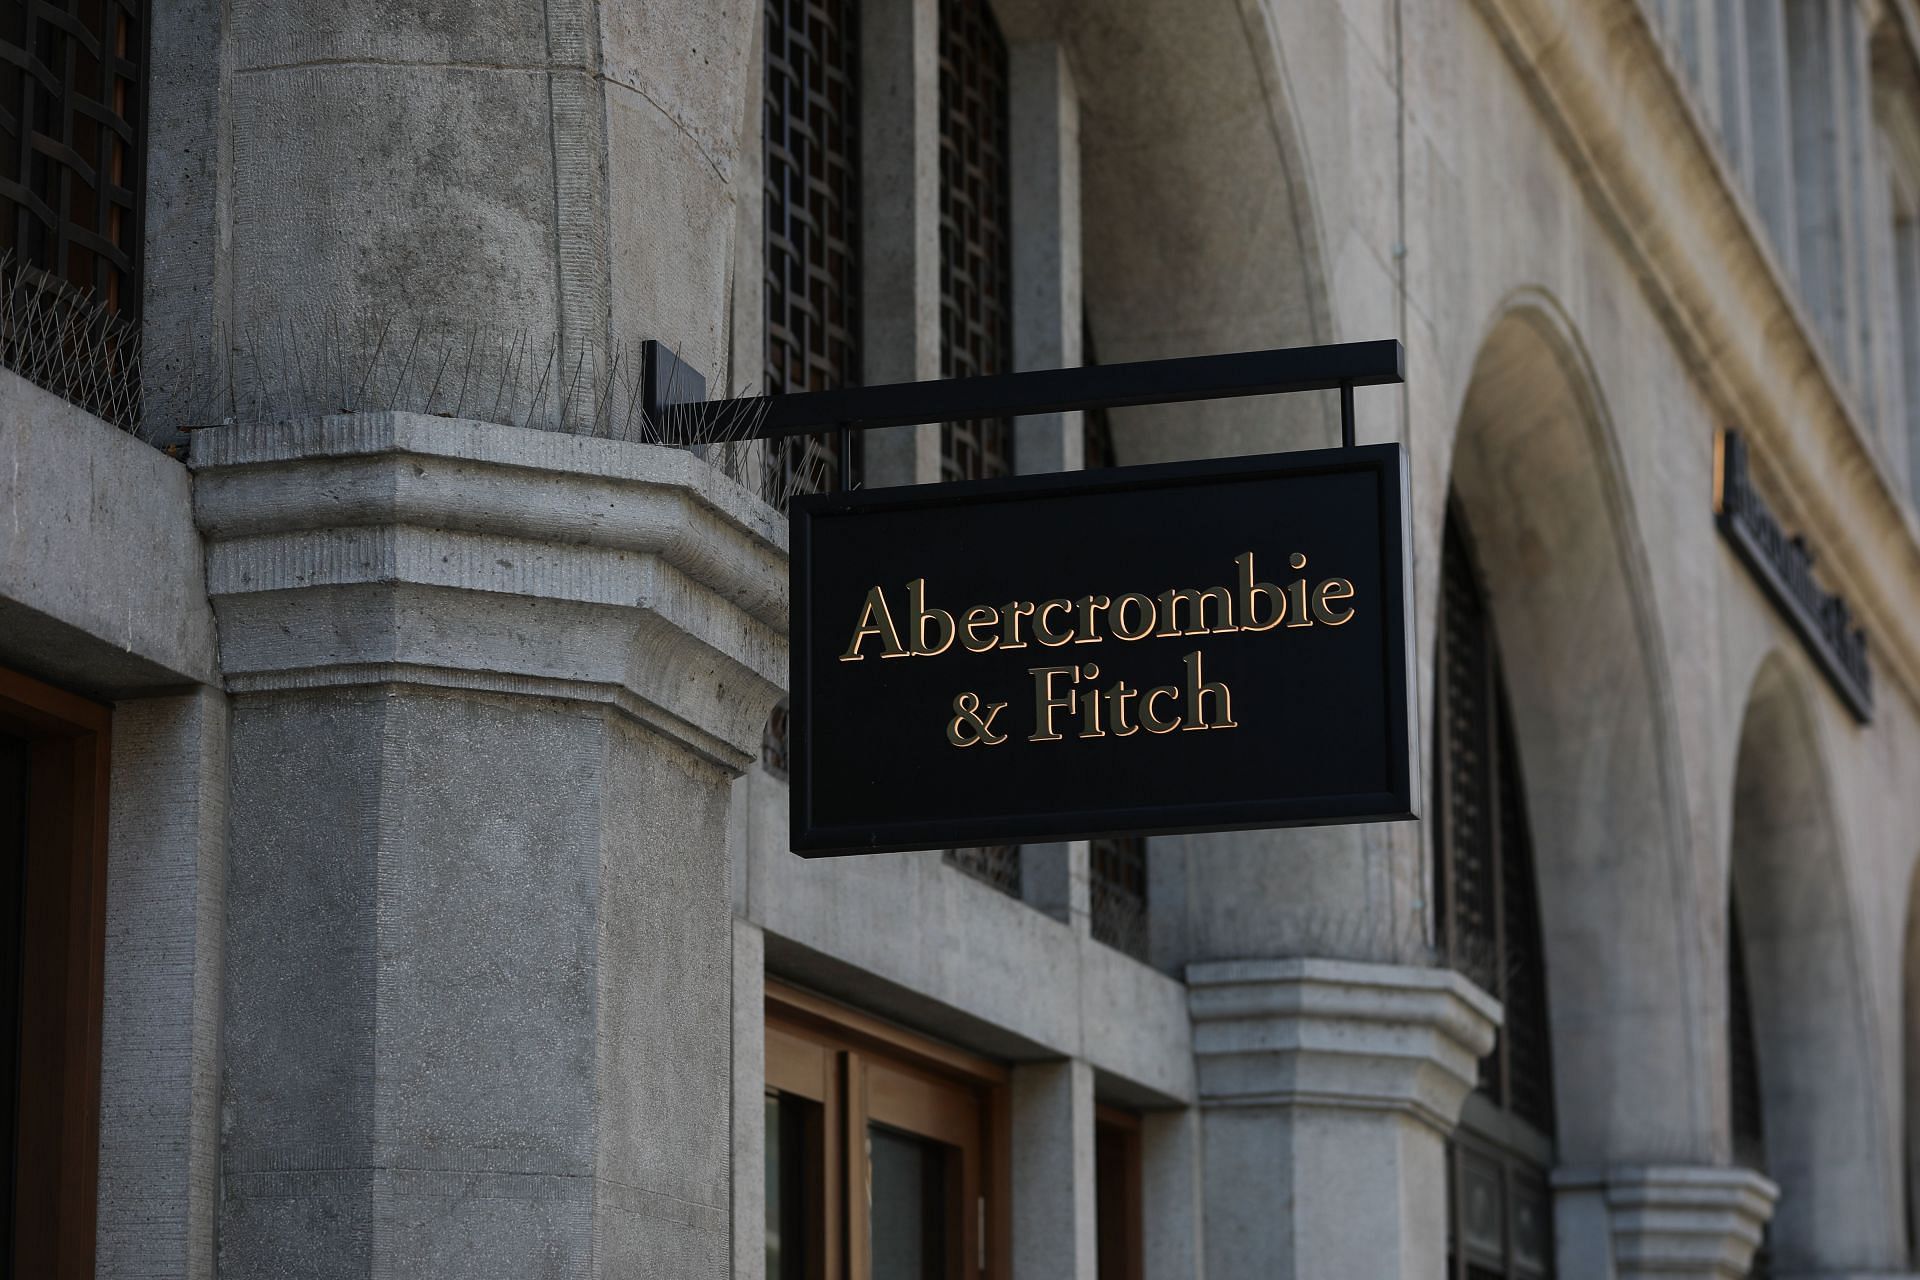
0, 665, 111, 1280
766, 980, 1011, 1279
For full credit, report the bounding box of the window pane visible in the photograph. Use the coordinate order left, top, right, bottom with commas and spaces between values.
870, 1125, 950, 1280
767, 1092, 817, 1280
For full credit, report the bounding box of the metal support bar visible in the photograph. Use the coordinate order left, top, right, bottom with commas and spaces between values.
1340, 381, 1356, 449
701, 339, 1403, 441
837, 424, 852, 492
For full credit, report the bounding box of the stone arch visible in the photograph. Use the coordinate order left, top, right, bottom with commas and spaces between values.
1730, 651, 1899, 1269
1443, 297, 1704, 1165
993, 0, 1334, 465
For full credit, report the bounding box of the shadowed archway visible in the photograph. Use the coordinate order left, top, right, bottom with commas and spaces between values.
1731, 653, 1898, 1271
1444, 300, 1703, 1165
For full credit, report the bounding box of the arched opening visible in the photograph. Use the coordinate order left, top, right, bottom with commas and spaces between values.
1433, 504, 1556, 1279
994, 0, 1332, 469
1445, 301, 1702, 1165
1730, 654, 1898, 1271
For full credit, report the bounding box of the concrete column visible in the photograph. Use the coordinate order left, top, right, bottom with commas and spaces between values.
95, 689, 229, 1280
1021, 839, 1089, 930
147, 0, 759, 435
1140, 1108, 1205, 1280
862, 0, 943, 486
732, 921, 767, 1280
192, 413, 785, 1279
1714, 0, 1753, 184
1552, 1166, 1776, 1280
1010, 1060, 1097, 1280
1010, 41, 1084, 477
1188, 958, 1499, 1280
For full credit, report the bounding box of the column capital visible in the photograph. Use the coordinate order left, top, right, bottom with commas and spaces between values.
191, 412, 787, 772
1553, 1164, 1778, 1278
1188, 956, 1501, 1136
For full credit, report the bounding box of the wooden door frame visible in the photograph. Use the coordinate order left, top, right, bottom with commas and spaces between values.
0, 666, 111, 1280
766, 981, 1011, 1279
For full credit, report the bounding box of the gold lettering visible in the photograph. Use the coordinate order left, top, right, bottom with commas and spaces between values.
1078, 663, 1105, 737
1312, 578, 1356, 626
840, 585, 909, 661
1104, 682, 1140, 736
1035, 598, 1076, 647
1141, 686, 1181, 734
908, 578, 956, 656
1112, 593, 1157, 642
1074, 595, 1110, 644
1285, 556, 1312, 629
1030, 665, 1077, 742
961, 605, 1001, 653
1235, 553, 1287, 632
947, 692, 1009, 747
1181, 651, 1237, 729
1157, 586, 1236, 637
1001, 600, 1037, 650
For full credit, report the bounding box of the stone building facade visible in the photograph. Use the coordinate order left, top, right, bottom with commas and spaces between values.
4, 0, 1920, 1277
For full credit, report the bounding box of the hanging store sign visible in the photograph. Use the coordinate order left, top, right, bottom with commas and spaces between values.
787, 444, 1418, 855
1715, 430, 1872, 722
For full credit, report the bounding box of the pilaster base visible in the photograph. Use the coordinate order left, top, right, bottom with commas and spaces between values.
1554, 1164, 1777, 1279
1189, 957, 1501, 1280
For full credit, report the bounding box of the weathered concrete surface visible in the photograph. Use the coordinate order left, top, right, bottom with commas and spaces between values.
195, 416, 783, 1278
1010, 1060, 1096, 1280
0, 372, 218, 696
95, 690, 229, 1280
1553, 1166, 1776, 1280
1188, 958, 1499, 1280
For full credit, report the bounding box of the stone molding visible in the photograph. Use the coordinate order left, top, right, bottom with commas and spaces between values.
191, 412, 787, 770
1555, 1164, 1778, 1278
1471, 0, 1920, 708
1187, 957, 1501, 1135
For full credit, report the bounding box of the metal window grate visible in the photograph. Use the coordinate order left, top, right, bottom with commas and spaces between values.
763, 0, 862, 501
1437, 506, 1557, 1280
2, 0, 146, 316
1729, 892, 1770, 1275
936, 0, 1012, 482
943, 845, 1021, 896
1089, 836, 1148, 962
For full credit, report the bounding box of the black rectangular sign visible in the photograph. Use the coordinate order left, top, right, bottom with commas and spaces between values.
787, 444, 1418, 855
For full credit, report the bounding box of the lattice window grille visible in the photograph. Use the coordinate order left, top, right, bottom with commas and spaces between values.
1089, 836, 1148, 962
943, 845, 1021, 897
1436, 506, 1558, 1280
3, 0, 145, 314
763, 0, 862, 503
936, 0, 1012, 482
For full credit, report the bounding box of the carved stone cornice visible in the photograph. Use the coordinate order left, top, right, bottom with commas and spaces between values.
1188, 957, 1501, 1135
1470, 0, 1920, 713
191, 412, 787, 771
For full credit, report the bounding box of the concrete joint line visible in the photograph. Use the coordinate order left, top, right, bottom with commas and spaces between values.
1193, 1087, 1462, 1136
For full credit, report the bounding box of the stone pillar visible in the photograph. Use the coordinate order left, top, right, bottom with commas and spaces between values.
1188, 958, 1500, 1280
861, 0, 943, 486
145, 0, 758, 431
1552, 1165, 1776, 1280
1010, 1060, 1097, 1279
95, 689, 229, 1280
192, 413, 785, 1279
1010, 40, 1083, 476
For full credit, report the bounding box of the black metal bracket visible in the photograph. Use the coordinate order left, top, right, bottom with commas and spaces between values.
677, 338, 1402, 487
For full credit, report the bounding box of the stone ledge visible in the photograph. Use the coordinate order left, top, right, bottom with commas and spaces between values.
191, 413, 787, 770
0, 370, 220, 695
1555, 1164, 1778, 1278
1188, 957, 1501, 1135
